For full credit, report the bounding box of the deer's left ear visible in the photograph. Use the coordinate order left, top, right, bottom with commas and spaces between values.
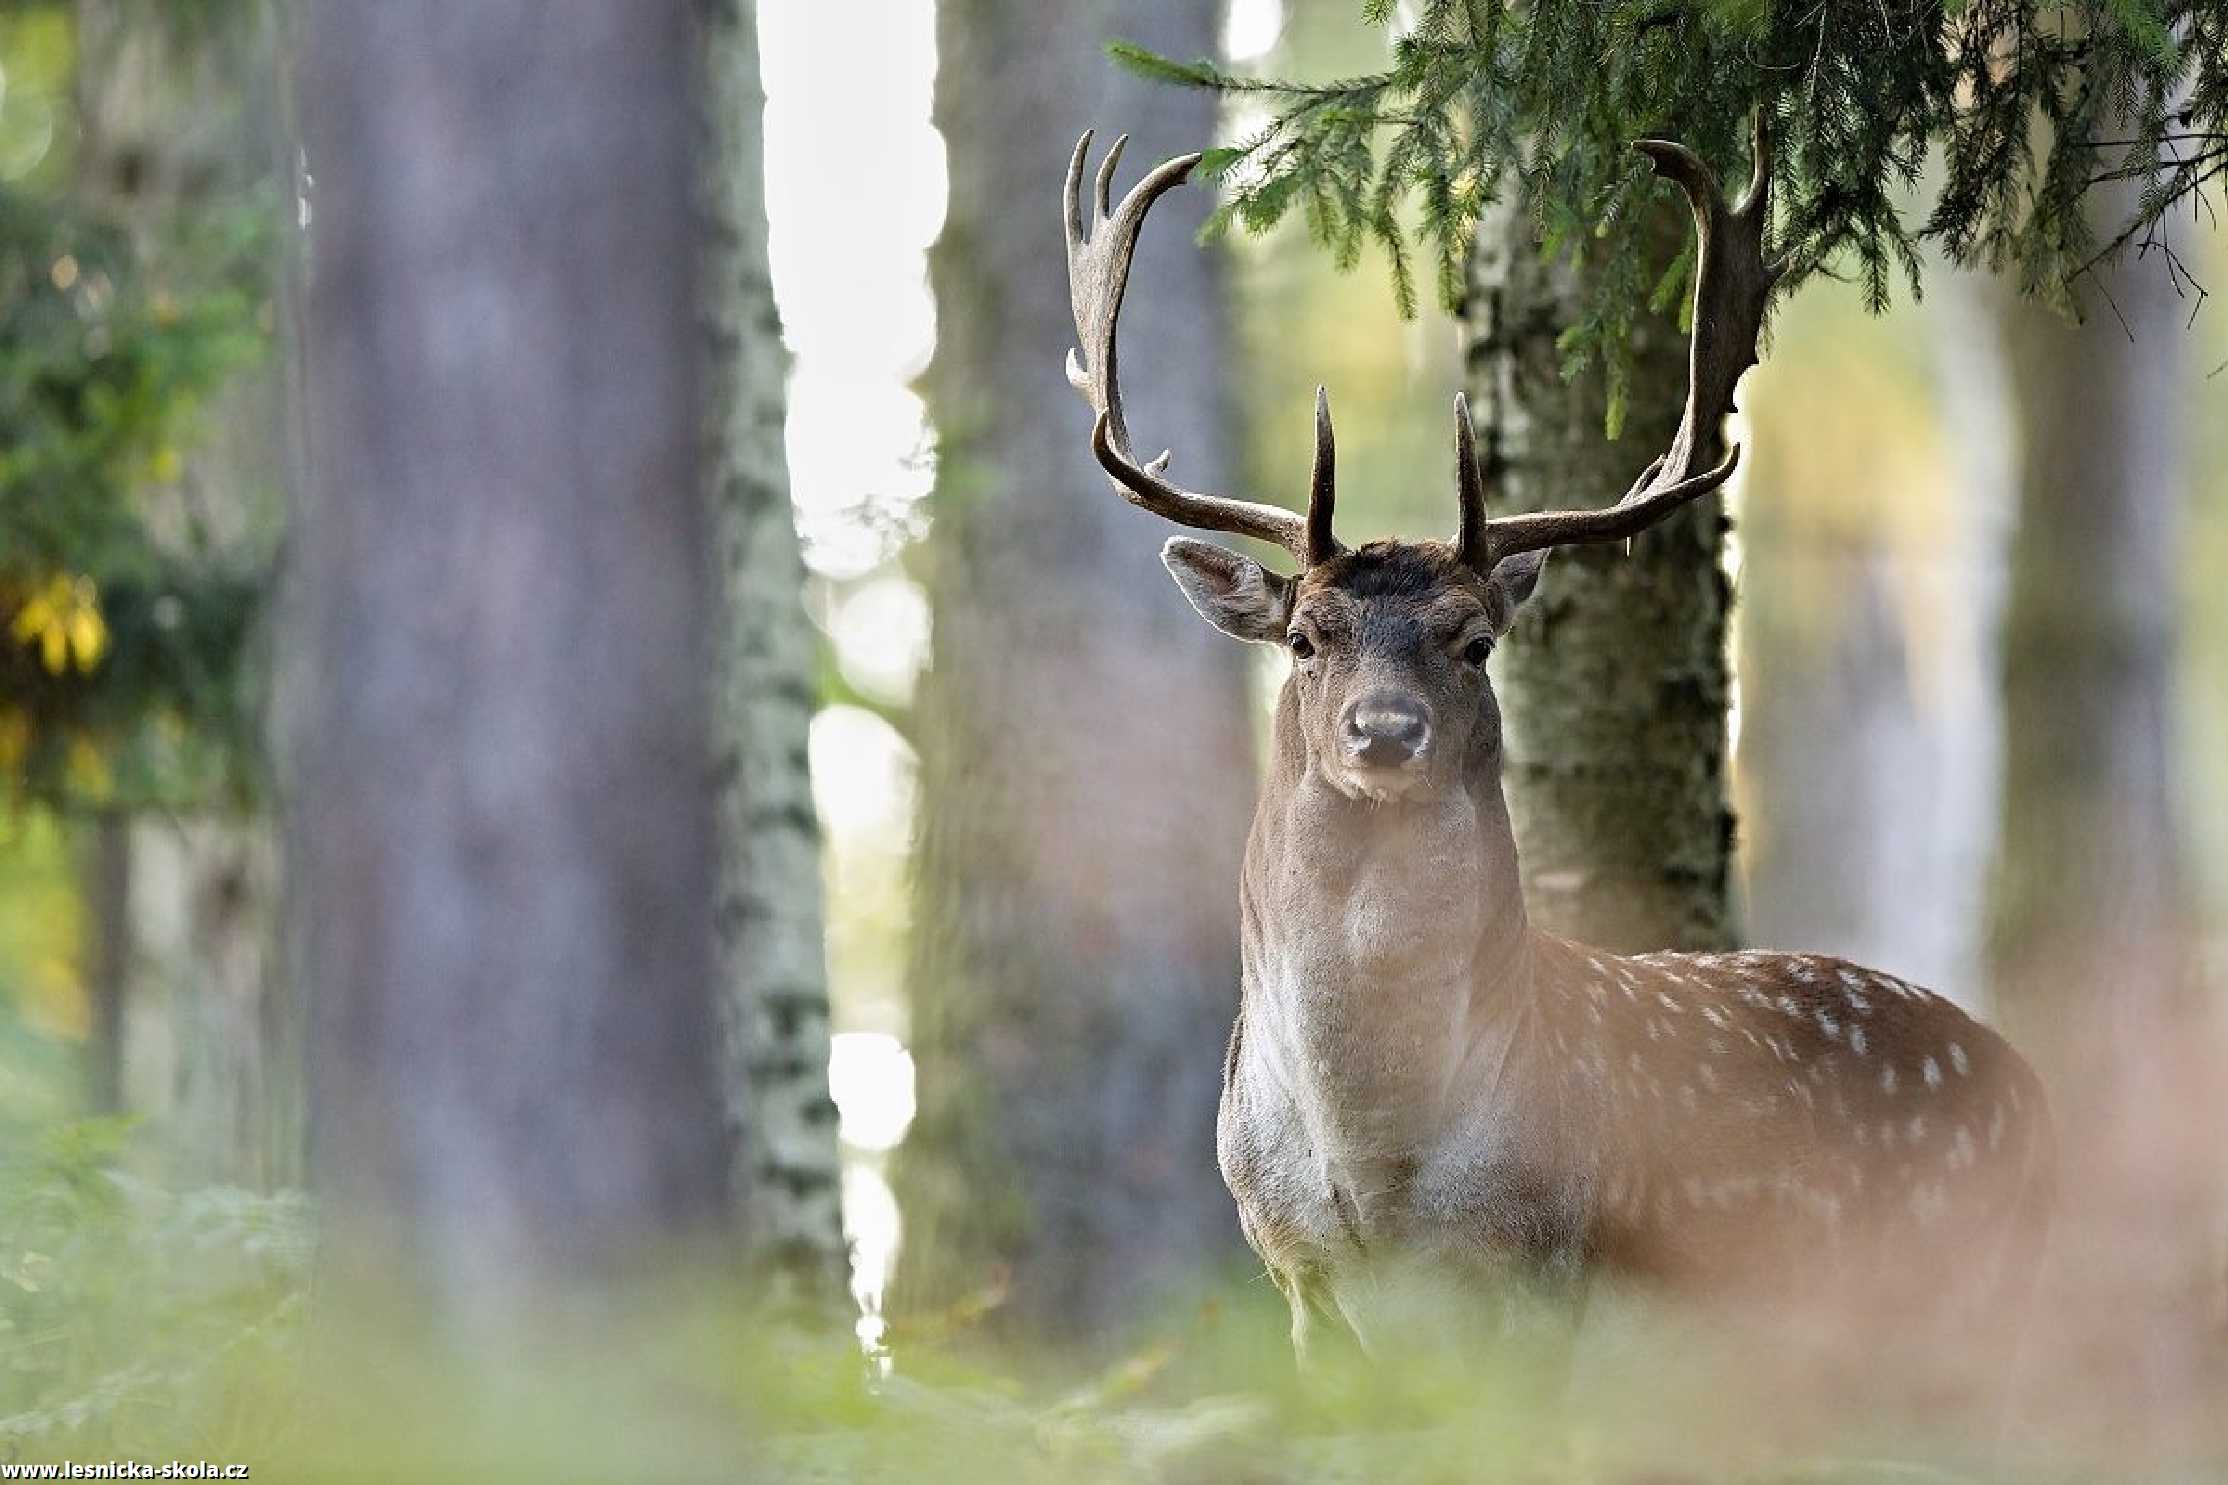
1483, 548, 1548, 635
1161, 537, 1294, 644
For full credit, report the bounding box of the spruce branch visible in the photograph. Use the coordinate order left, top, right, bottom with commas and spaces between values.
1113, 1, 2226, 384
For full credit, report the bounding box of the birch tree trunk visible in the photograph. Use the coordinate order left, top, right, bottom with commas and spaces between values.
291, 0, 728, 1315
897, 0, 1252, 1339
1463, 200, 1736, 952
699, 0, 844, 1294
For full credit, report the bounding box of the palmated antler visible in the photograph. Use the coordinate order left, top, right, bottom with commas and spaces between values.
1065, 130, 1340, 565
1458, 114, 1780, 570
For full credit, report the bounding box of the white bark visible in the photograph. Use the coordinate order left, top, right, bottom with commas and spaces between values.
700, 0, 844, 1288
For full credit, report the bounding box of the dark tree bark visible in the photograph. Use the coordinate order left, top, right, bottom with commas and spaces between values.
896, 0, 1252, 1338
698, 0, 844, 1293
290, 0, 728, 1312
1464, 201, 1736, 952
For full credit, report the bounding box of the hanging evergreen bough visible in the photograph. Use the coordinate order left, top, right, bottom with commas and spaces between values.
1117, 0, 2227, 429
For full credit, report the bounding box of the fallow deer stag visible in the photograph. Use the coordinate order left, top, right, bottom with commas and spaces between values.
1063, 125, 2055, 1381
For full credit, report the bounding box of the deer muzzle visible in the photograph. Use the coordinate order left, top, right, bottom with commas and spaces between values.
1339, 693, 1433, 777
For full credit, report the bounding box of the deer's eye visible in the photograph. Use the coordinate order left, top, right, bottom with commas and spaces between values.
1287, 632, 1316, 660
1462, 635, 1493, 666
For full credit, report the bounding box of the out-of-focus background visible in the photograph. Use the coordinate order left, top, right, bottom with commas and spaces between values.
2, 0, 2225, 1478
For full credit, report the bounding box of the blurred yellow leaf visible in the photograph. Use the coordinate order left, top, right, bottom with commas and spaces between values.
9, 573, 109, 676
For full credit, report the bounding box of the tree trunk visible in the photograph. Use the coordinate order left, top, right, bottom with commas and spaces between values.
291, 0, 728, 1318
1463, 199, 1735, 952
896, 0, 1252, 1339
1984, 192, 2212, 1435
699, 0, 844, 1295
132, 818, 288, 1186
71, 0, 292, 1162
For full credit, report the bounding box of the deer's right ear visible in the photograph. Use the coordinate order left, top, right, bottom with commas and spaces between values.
1161, 537, 1294, 644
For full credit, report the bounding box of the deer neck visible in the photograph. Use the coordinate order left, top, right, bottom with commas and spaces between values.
1239, 687, 1535, 1152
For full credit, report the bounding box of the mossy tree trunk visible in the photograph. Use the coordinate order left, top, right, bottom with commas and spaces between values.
897, 0, 1252, 1340
698, 0, 844, 1299
1463, 199, 1736, 953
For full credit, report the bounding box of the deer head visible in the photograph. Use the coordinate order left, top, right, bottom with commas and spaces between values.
1063, 125, 1780, 806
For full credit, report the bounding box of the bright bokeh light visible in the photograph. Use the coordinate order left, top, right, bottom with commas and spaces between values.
1223, 0, 1285, 62
759, 0, 943, 577
829, 1031, 916, 1153
830, 575, 932, 706
782, 372, 934, 579
807, 705, 916, 845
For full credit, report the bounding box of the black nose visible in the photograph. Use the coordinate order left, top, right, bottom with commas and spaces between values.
1341, 697, 1430, 766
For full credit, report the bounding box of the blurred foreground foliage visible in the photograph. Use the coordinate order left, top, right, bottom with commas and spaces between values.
4, 1124, 2190, 1485
0, 1118, 306, 1457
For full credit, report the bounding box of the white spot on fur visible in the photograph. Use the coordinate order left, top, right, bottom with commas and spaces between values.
1880, 1063, 1898, 1094
1849, 1026, 1868, 1057
1922, 1056, 1943, 1090
1949, 1042, 1970, 1076
1950, 1125, 1977, 1169
1702, 1005, 1729, 1030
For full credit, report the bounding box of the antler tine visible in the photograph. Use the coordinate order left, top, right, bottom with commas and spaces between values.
1064, 130, 1320, 562
1467, 116, 1774, 566
1454, 391, 1487, 567
1094, 132, 1126, 219
1307, 387, 1337, 565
